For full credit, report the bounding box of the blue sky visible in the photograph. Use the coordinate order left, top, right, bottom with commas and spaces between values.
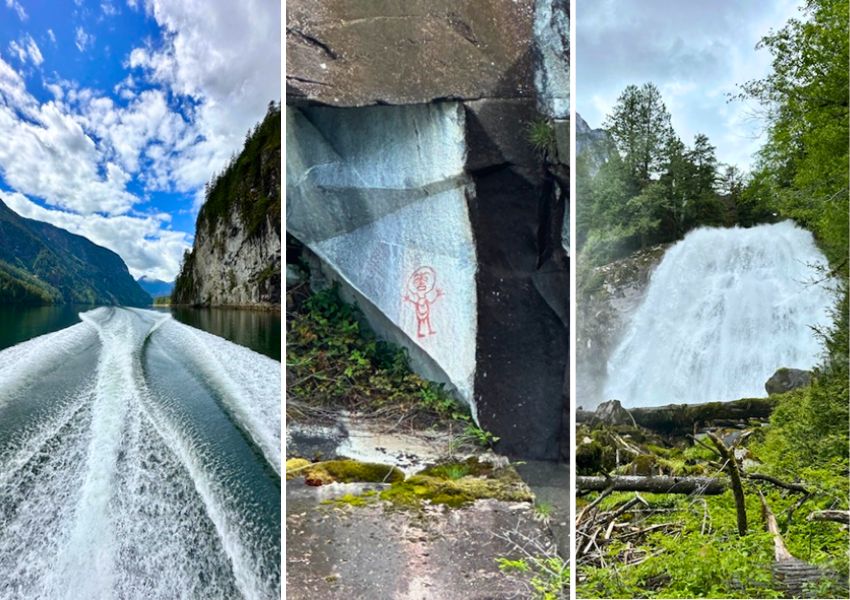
577, 0, 800, 173
0, 0, 280, 280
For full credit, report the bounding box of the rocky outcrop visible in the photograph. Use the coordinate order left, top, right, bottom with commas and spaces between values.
287, 1, 537, 107
576, 113, 615, 177
765, 368, 813, 395
0, 199, 151, 306
576, 244, 668, 409
173, 105, 281, 307
286, 1, 569, 459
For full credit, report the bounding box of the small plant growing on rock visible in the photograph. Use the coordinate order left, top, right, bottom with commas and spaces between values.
527, 118, 557, 158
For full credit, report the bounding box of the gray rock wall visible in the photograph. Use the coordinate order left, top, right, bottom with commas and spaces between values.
190, 213, 281, 306
287, 0, 569, 459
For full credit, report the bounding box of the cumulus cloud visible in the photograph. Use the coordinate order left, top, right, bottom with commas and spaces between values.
0, 0, 280, 280
577, 0, 800, 171
127, 0, 281, 192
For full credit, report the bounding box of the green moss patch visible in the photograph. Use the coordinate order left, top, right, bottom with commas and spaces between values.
380, 459, 533, 509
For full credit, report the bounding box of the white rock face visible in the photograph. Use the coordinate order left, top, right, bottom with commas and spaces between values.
287, 104, 479, 411
534, 0, 569, 119
190, 213, 281, 306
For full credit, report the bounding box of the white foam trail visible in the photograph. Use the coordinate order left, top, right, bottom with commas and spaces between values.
0, 307, 280, 599
0, 322, 98, 406
605, 221, 837, 407
153, 319, 282, 475
52, 308, 160, 598
128, 386, 278, 600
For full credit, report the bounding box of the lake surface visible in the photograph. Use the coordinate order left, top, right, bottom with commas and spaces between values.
0, 305, 92, 351
0, 307, 281, 598
157, 306, 281, 361
0, 305, 281, 361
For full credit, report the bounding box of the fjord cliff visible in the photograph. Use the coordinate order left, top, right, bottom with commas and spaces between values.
0, 199, 151, 306
173, 104, 282, 307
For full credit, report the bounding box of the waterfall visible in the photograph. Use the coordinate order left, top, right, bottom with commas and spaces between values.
604, 221, 837, 408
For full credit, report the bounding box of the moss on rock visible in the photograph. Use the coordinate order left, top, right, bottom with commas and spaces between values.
286, 457, 311, 480
302, 459, 405, 486
380, 459, 533, 509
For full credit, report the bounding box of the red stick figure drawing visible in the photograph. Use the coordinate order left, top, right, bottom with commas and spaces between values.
403, 266, 444, 338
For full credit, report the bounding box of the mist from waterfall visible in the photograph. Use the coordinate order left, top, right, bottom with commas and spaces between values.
604, 221, 837, 408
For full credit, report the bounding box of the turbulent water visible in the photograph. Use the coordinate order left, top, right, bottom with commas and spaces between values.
605, 221, 837, 408
0, 307, 281, 599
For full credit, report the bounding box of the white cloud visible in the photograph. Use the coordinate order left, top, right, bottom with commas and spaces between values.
5, 0, 27, 21
47, 29, 56, 45
127, 0, 281, 191
7, 35, 42, 66
74, 27, 94, 53
7, 41, 26, 63
0, 0, 279, 279
577, 0, 801, 172
101, 1, 118, 16
25, 36, 43, 66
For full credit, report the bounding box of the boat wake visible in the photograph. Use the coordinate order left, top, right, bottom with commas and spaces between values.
0, 307, 281, 600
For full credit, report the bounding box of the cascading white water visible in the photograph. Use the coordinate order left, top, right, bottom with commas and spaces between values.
604, 221, 837, 408
0, 307, 281, 600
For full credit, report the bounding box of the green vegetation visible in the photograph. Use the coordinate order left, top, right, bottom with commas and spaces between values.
497, 555, 569, 599
379, 458, 533, 509
288, 459, 405, 486
0, 201, 151, 306
577, 82, 731, 269
286, 284, 497, 447
199, 101, 281, 238
578, 4, 849, 596
173, 102, 281, 304
287, 456, 533, 509
527, 118, 557, 157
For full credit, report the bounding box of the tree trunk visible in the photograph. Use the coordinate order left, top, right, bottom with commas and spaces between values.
576, 475, 727, 495
707, 431, 747, 536
577, 397, 777, 435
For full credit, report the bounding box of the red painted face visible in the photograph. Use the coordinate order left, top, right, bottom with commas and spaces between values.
408, 266, 436, 294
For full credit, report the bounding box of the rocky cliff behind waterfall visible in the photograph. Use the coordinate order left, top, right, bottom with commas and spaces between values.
173, 104, 281, 307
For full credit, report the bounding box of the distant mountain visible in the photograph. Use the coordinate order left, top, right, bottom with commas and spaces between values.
173, 104, 281, 307
576, 113, 616, 177
136, 276, 175, 298
0, 199, 152, 306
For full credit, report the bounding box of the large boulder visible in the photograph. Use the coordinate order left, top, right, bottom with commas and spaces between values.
286, 0, 537, 107
765, 368, 813, 395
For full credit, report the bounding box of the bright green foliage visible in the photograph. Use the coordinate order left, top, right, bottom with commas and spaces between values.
527, 118, 557, 157
286, 285, 497, 446
738, 0, 849, 272
498, 555, 569, 599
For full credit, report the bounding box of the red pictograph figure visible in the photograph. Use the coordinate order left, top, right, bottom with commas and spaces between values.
403, 266, 444, 338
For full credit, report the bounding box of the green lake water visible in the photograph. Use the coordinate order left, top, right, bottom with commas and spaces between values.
0, 304, 281, 361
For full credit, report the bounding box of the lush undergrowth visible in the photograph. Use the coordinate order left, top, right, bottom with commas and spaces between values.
286, 284, 496, 446
577, 383, 849, 598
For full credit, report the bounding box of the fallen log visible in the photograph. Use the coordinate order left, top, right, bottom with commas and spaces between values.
807, 510, 850, 525
576, 475, 727, 495
577, 397, 777, 435
759, 490, 831, 597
